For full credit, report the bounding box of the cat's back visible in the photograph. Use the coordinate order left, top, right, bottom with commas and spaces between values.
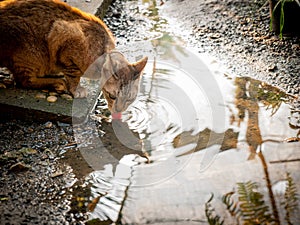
0, 0, 105, 27
0, 0, 114, 62
0, 0, 67, 62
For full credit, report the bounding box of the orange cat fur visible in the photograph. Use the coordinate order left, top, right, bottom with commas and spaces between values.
0, 0, 147, 112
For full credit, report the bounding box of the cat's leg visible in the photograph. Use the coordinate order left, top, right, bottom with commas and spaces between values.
59, 66, 87, 98
57, 52, 89, 98
48, 21, 91, 98
65, 75, 87, 98
11, 45, 68, 92
57, 48, 89, 98
24, 77, 67, 92
14, 69, 67, 92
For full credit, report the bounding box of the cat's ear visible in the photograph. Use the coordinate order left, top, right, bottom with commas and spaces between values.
133, 56, 148, 79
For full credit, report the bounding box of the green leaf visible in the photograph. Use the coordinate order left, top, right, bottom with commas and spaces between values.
282, 172, 299, 224
237, 181, 274, 225
205, 193, 225, 225
279, 0, 286, 39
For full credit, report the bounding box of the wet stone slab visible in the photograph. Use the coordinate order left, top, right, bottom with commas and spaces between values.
0, 88, 90, 123
0, 0, 112, 123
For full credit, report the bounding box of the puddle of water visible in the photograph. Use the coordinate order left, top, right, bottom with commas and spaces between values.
69, 0, 300, 224
75, 39, 300, 223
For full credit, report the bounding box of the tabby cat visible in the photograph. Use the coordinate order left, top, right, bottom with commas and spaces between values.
0, 0, 147, 112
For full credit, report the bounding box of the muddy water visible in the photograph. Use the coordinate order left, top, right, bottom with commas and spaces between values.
70, 1, 300, 224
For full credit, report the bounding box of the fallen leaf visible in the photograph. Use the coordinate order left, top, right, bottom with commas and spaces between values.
51, 170, 64, 178
88, 193, 107, 212
0, 197, 9, 201
88, 196, 100, 212
20, 147, 37, 155
9, 162, 31, 172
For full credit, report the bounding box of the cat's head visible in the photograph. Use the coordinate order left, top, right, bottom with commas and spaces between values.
100, 51, 148, 113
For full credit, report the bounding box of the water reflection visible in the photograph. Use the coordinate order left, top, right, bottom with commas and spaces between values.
82, 42, 299, 223
120, 73, 298, 224
87, 163, 131, 222
69, 0, 300, 223
141, 0, 167, 33
174, 128, 239, 156
173, 76, 298, 160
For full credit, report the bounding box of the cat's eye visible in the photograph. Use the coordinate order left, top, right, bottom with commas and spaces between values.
133, 71, 140, 80
109, 93, 116, 100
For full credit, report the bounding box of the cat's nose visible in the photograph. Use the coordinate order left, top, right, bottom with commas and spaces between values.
114, 103, 123, 113
113, 98, 127, 113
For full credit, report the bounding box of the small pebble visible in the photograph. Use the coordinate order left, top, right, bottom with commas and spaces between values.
60, 94, 73, 101
27, 127, 34, 133
35, 93, 47, 99
47, 96, 57, 103
51, 170, 64, 178
49, 92, 58, 96
209, 33, 221, 39
268, 65, 278, 72
45, 121, 53, 128
291, 44, 299, 51
0, 83, 6, 88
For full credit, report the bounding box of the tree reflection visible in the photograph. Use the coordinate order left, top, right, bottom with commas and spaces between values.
234, 77, 280, 221
173, 128, 238, 156
173, 76, 298, 224
174, 76, 297, 157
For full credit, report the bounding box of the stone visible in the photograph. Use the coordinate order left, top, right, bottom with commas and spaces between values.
49, 92, 58, 96
60, 94, 73, 101
45, 121, 53, 128
35, 93, 47, 99
47, 96, 58, 103
268, 65, 278, 72
0, 83, 6, 89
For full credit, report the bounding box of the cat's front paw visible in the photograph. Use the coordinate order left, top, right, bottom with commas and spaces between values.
73, 86, 88, 98
54, 80, 68, 93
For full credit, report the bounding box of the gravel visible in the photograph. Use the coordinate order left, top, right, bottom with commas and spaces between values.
161, 0, 300, 96
0, 121, 79, 224
103, 0, 299, 109
104, 0, 299, 97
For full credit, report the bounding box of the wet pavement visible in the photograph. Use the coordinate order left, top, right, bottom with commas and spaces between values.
1, 0, 300, 224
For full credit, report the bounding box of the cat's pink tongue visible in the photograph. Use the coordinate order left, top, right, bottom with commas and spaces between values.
112, 112, 122, 120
